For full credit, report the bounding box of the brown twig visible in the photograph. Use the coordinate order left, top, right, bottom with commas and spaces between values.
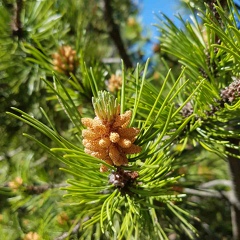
12, 0, 23, 38
103, 0, 133, 69
24, 183, 68, 194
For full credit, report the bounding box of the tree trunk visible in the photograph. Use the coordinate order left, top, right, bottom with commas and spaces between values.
227, 139, 240, 240
103, 0, 133, 69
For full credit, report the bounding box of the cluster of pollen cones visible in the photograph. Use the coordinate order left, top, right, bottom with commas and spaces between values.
52, 45, 77, 75
108, 74, 122, 92
81, 106, 141, 172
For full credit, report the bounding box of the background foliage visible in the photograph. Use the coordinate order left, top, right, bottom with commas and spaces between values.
0, 0, 240, 239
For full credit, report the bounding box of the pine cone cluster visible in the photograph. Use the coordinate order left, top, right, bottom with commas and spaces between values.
109, 168, 139, 188
23, 232, 40, 240
52, 45, 77, 75
220, 78, 240, 103
108, 74, 122, 92
8, 176, 23, 191
81, 91, 141, 172
180, 102, 193, 118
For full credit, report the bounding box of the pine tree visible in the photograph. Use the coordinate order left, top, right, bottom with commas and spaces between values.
1, 0, 240, 239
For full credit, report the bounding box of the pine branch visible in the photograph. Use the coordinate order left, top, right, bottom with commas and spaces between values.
54, 222, 81, 240
199, 179, 232, 188
184, 187, 240, 209
103, 0, 133, 69
102, 57, 121, 64
8, 63, 201, 238
184, 187, 228, 199
24, 183, 68, 194
11, 0, 23, 38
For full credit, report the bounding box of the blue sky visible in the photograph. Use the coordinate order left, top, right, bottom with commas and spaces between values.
140, 0, 181, 42
139, 0, 240, 58
139, 0, 181, 57
140, 0, 240, 41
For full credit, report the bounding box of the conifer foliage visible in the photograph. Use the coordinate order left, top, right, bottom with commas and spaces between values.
1, 0, 240, 239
